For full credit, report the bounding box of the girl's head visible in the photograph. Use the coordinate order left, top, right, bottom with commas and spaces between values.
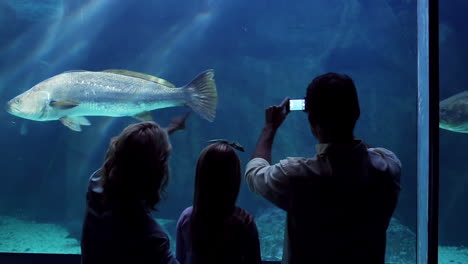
193, 142, 241, 215
102, 121, 172, 209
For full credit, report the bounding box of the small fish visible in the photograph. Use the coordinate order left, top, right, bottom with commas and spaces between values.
440, 91, 468, 133
6, 69, 217, 131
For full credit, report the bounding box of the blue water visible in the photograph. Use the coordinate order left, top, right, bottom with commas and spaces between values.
0, 0, 467, 263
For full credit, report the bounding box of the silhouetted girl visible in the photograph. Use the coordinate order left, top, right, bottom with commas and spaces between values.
176, 142, 261, 264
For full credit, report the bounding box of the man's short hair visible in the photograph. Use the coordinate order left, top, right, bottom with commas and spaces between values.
305, 73, 360, 130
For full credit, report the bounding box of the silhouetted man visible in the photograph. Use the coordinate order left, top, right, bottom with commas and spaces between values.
245, 73, 401, 264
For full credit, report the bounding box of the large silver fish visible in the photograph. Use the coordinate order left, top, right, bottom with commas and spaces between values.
6, 69, 217, 131
440, 91, 468, 133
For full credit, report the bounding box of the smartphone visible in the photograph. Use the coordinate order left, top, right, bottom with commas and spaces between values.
288, 99, 305, 111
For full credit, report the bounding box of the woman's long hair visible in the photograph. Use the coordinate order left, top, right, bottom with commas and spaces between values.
190, 142, 242, 263
101, 121, 172, 210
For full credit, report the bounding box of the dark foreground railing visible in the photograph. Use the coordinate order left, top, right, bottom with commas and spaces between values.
0, 253, 283, 264
0, 253, 409, 264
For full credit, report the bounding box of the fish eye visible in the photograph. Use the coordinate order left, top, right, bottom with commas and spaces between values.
14, 98, 20, 104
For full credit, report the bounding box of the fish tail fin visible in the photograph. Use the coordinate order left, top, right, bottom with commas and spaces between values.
183, 69, 217, 122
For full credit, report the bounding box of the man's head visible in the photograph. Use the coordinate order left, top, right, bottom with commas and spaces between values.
305, 73, 360, 142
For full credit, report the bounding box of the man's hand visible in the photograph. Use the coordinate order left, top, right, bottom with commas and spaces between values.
166, 111, 191, 135
265, 97, 289, 130
252, 98, 290, 162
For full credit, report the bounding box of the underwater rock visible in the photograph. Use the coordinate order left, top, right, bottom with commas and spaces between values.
62, 219, 83, 241
255, 207, 416, 262
0, 215, 80, 254
439, 246, 468, 264
385, 217, 416, 263
255, 207, 286, 261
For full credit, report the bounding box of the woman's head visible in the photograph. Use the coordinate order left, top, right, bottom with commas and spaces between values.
102, 121, 172, 209
193, 142, 241, 215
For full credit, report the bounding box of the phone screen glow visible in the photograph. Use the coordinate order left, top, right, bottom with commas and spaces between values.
289, 99, 305, 111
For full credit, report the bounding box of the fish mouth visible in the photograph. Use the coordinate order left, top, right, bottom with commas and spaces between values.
5, 102, 21, 115
5, 103, 14, 114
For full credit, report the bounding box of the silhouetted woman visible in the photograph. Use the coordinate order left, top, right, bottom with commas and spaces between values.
81, 116, 188, 264
176, 142, 261, 264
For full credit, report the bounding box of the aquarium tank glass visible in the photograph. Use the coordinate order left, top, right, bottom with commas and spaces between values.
439, 0, 468, 263
0, 0, 465, 263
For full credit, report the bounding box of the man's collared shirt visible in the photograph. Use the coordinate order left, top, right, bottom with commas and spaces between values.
245, 140, 401, 264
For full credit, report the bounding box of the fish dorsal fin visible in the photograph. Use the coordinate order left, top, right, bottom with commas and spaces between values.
133, 111, 154, 122
103, 69, 176, 88
63, 70, 89, 73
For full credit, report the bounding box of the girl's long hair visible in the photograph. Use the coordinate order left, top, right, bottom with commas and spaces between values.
101, 121, 172, 209
190, 142, 242, 263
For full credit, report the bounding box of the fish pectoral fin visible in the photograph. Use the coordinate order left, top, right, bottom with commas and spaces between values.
103, 69, 176, 88
133, 111, 154, 121
59, 116, 90, 132
75, 116, 91, 126
50, 100, 79, 109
